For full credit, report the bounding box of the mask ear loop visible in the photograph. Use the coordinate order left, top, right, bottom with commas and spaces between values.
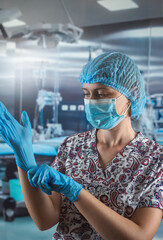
116, 94, 131, 117
123, 102, 131, 117
116, 94, 123, 100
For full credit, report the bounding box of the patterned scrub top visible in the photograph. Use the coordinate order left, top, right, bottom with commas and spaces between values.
51, 128, 163, 240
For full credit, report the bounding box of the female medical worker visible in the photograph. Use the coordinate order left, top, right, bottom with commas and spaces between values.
0, 51, 162, 240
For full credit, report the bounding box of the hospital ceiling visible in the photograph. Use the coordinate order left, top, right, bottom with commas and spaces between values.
0, 0, 163, 96
0, 0, 163, 27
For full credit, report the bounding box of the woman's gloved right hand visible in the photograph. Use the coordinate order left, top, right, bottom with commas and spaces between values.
0, 102, 37, 172
27, 165, 83, 202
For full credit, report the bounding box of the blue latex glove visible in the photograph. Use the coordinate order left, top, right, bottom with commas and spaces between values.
0, 102, 37, 172
27, 165, 83, 202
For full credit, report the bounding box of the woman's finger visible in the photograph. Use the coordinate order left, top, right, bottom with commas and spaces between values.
0, 102, 14, 121
0, 120, 12, 146
36, 169, 52, 194
27, 167, 38, 187
0, 129, 7, 141
21, 111, 32, 129
40, 174, 53, 193
0, 103, 19, 132
27, 166, 52, 195
0, 118, 18, 148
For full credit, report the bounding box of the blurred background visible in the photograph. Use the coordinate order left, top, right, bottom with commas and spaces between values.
0, 0, 162, 239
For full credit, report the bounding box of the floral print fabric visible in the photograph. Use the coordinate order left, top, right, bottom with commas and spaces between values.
51, 128, 163, 240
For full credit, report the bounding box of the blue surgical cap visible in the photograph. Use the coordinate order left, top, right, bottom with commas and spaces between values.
78, 51, 146, 120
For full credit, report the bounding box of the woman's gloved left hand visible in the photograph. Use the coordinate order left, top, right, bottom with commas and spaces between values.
0, 102, 37, 172
27, 165, 83, 202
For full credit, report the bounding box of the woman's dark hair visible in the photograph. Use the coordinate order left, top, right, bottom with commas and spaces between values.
128, 106, 131, 117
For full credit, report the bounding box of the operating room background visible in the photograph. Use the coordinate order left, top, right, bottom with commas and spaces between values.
0, 18, 163, 142
0, 1, 163, 240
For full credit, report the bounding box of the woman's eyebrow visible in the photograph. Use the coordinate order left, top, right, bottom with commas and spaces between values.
82, 87, 115, 91
83, 88, 113, 92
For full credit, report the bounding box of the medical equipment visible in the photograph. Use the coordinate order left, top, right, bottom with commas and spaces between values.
138, 97, 157, 141
0, 8, 22, 24
36, 90, 62, 112
34, 89, 63, 140
150, 93, 163, 144
2, 197, 16, 222
0, 3, 83, 48
78, 51, 146, 120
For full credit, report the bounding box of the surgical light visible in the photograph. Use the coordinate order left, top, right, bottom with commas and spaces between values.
0, 8, 22, 23
97, 0, 139, 11
3, 19, 26, 28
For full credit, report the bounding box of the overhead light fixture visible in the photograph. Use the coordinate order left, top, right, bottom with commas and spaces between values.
0, 8, 22, 23
97, 0, 139, 11
3, 19, 26, 28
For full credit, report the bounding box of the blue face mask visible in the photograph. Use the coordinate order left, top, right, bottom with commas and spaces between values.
84, 94, 131, 130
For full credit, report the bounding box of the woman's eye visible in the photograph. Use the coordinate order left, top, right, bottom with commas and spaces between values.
98, 94, 108, 97
83, 93, 90, 97
83, 93, 110, 98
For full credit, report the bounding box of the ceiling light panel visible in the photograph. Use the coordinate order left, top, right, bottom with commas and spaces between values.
97, 0, 139, 11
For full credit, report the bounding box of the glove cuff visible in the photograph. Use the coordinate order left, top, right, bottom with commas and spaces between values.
67, 178, 83, 202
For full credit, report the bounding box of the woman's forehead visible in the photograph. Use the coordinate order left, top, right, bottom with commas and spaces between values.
82, 83, 118, 92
